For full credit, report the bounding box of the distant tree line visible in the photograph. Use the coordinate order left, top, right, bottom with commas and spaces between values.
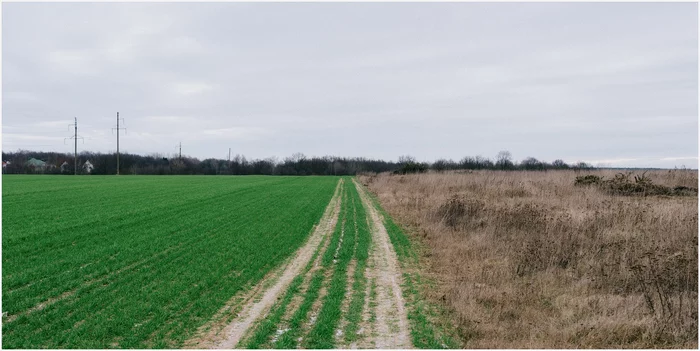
1, 149, 592, 175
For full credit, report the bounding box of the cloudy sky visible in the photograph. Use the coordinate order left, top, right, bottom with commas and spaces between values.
2, 2, 698, 168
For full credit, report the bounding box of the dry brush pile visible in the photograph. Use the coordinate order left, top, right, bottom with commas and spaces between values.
359, 169, 698, 348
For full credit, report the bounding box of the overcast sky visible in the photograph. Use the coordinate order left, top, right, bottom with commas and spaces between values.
2, 2, 698, 168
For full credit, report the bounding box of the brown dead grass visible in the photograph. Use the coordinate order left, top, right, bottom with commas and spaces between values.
359, 169, 698, 348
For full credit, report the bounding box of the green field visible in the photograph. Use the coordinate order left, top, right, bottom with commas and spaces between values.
2, 175, 338, 348
2, 175, 454, 349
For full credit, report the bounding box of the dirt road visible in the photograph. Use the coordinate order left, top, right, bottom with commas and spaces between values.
353, 179, 412, 349
187, 178, 413, 349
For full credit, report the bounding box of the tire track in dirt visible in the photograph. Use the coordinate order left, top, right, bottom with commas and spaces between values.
183, 260, 287, 348
354, 179, 412, 349
194, 178, 344, 349
336, 193, 365, 347
267, 210, 336, 346
296, 209, 346, 347
335, 258, 357, 343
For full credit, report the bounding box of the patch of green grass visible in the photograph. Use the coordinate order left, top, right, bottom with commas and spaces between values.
304, 180, 365, 349
343, 193, 371, 343
357, 180, 460, 349
2, 175, 338, 348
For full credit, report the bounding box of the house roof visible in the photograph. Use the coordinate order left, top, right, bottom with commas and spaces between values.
26, 158, 47, 167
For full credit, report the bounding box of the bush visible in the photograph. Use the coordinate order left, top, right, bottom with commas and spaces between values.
434, 196, 485, 228
575, 172, 698, 197
394, 162, 429, 175
574, 175, 603, 185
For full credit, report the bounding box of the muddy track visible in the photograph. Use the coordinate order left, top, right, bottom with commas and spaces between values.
353, 179, 412, 349
186, 179, 344, 349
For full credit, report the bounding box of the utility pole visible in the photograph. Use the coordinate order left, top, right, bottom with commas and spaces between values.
179, 142, 182, 161
228, 148, 231, 163
65, 117, 84, 175
112, 112, 127, 175
74, 118, 77, 175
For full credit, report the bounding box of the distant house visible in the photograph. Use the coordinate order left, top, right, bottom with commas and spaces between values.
60, 161, 69, 173
26, 158, 50, 171
2, 161, 9, 173
83, 160, 94, 174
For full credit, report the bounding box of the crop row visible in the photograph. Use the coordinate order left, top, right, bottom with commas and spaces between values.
2, 175, 338, 348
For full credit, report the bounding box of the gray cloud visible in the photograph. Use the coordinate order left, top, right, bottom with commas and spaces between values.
2, 2, 697, 168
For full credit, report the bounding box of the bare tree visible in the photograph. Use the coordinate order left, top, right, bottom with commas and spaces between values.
398, 155, 416, 164
496, 150, 515, 170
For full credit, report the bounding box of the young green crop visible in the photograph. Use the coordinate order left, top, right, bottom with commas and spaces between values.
303, 180, 359, 348
343, 190, 371, 343
2, 175, 338, 349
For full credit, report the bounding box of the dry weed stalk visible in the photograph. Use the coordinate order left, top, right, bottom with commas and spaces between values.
360, 169, 698, 348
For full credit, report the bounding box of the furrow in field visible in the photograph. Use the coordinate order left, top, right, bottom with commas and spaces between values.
113, 211, 288, 347
3, 197, 249, 327
9, 181, 331, 348
354, 179, 412, 349
3, 184, 271, 316
201, 178, 344, 349
2, 240, 189, 326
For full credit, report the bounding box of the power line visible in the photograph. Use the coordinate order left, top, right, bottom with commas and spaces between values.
112, 112, 127, 175
65, 117, 84, 175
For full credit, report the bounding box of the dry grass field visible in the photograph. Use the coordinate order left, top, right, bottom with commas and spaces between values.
359, 169, 698, 348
